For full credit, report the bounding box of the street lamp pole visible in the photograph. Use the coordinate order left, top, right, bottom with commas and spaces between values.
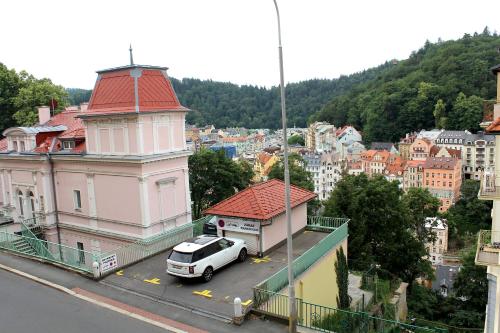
272, 1, 297, 332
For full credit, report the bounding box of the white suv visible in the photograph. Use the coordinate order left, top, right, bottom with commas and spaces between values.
166, 235, 247, 282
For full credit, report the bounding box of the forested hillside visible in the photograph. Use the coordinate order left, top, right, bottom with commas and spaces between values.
5, 30, 499, 140
313, 31, 500, 142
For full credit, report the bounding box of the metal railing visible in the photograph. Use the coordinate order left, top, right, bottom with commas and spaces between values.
0, 231, 96, 273
253, 288, 447, 333
95, 215, 211, 276
255, 217, 349, 296
475, 229, 500, 266
307, 215, 347, 231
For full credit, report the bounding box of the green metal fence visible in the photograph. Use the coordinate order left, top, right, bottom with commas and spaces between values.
0, 230, 96, 273
307, 216, 348, 231
95, 215, 211, 276
253, 288, 447, 333
255, 218, 349, 295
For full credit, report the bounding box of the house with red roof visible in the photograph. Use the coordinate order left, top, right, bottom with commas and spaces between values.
0, 62, 193, 258
204, 179, 316, 256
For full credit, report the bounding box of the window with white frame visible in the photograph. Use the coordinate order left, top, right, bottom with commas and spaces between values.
20, 141, 25, 152
13, 141, 18, 152
17, 190, 24, 216
73, 190, 82, 210
63, 141, 76, 150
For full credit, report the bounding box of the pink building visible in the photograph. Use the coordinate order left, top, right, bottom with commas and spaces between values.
0, 63, 192, 254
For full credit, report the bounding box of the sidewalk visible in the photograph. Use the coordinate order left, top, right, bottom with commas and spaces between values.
0, 251, 287, 333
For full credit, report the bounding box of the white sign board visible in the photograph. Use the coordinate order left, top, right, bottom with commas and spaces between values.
217, 217, 260, 235
100, 253, 118, 273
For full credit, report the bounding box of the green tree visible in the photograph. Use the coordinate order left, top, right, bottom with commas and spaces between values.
433, 99, 446, 129
0, 63, 22, 131
402, 188, 441, 243
447, 92, 483, 131
268, 153, 320, 214
335, 247, 350, 309
324, 175, 433, 283
13, 76, 68, 126
445, 180, 492, 237
189, 149, 253, 219
453, 249, 488, 316
287, 134, 305, 146
268, 153, 314, 191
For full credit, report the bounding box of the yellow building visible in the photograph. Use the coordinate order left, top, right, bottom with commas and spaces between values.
253, 152, 279, 182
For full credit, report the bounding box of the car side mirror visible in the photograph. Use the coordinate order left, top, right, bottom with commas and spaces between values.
229, 241, 234, 247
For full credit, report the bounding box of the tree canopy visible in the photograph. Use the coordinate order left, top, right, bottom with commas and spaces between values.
0, 63, 67, 130
323, 174, 434, 283
313, 32, 500, 142
188, 149, 253, 219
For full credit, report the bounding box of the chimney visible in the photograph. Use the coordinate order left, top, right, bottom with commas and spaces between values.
38, 106, 51, 124
80, 103, 88, 112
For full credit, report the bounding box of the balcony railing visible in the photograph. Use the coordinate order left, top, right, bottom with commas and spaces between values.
475, 230, 500, 266
478, 172, 500, 199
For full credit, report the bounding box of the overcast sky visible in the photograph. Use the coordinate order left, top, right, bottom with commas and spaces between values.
1, 0, 499, 89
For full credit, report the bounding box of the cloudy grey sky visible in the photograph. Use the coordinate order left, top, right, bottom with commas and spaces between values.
1, 0, 499, 89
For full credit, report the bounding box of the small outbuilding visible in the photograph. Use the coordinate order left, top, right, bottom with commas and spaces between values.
204, 179, 316, 256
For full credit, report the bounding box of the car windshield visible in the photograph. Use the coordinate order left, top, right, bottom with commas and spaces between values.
169, 250, 193, 263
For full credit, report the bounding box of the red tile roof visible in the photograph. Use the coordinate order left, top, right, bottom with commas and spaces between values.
257, 152, 272, 165
423, 157, 459, 170
87, 67, 188, 115
204, 179, 316, 220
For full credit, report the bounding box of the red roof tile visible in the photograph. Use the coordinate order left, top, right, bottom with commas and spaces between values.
204, 179, 316, 220
87, 67, 188, 115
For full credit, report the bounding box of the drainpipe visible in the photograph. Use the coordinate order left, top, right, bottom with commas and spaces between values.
46, 139, 62, 249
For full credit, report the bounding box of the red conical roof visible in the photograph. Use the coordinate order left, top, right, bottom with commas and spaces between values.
86, 65, 188, 115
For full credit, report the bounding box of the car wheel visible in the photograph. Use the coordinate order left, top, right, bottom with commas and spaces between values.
202, 267, 213, 282
238, 248, 247, 262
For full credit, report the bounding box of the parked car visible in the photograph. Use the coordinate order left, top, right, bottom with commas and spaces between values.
166, 235, 247, 282
202, 218, 217, 235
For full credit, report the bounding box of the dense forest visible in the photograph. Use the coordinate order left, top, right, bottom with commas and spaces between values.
313, 30, 500, 142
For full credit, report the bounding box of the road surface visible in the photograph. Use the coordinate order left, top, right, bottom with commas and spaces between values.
0, 268, 172, 333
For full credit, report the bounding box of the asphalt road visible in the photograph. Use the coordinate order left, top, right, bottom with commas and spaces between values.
0, 269, 171, 333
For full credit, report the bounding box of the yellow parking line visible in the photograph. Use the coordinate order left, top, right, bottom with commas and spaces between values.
116, 270, 124, 276
241, 299, 253, 307
193, 290, 212, 298
144, 278, 161, 285
252, 256, 271, 264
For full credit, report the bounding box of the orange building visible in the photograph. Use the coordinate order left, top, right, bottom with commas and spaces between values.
422, 157, 462, 212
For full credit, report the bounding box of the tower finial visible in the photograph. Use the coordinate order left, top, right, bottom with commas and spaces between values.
129, 44, 134, 65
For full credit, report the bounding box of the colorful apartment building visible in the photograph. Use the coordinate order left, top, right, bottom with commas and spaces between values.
0, 62, 192, 253
422, 157, 462, 212
398, 132, 417, 160
424, 217, 448, 266
403, 160, 425, 190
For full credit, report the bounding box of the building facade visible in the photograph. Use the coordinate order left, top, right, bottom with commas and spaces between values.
422, 157, 462, 212
0, 63, 192, 254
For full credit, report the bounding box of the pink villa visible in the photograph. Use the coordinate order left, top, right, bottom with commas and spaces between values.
0, 63, 192, 254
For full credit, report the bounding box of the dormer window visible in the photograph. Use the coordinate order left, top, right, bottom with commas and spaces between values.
62, 140, 76, 150
13, 141, 18, 152
20, 141, 25, 152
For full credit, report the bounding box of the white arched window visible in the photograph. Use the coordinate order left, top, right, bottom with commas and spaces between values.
17, 190, 24, 216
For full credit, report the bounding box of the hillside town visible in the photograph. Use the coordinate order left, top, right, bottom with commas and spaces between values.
1, 2, 499, 333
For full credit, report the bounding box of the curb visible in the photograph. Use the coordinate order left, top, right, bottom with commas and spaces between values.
0, 263, 188, 333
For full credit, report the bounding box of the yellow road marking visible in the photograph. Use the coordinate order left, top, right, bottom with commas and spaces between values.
144, 278, 161, 285
176, 284, 183, 287
193, 290, 212, 298
241, 299, 253, 306
116, 270, 124, 276
252, 256, 271, 264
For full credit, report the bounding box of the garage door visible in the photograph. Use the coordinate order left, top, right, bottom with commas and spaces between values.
224, 231, 259, 255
